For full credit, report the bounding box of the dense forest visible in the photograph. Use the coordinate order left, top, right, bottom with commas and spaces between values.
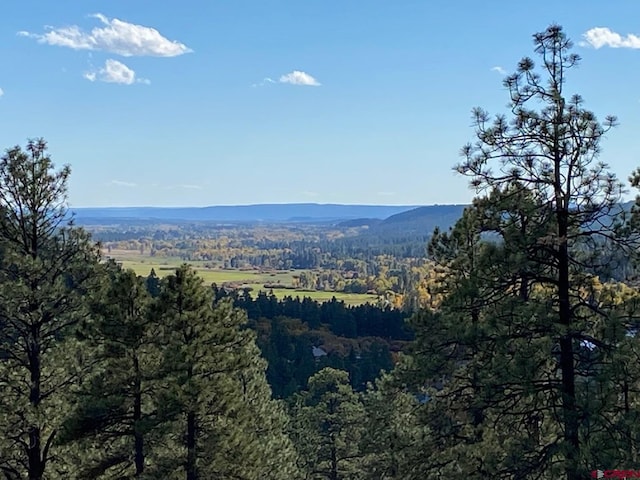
216, 289, 410, 397
3, 25, 640, 480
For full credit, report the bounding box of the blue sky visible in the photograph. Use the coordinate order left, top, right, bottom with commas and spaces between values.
2, 1, 640, 207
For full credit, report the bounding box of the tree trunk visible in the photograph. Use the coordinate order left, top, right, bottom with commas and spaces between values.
329, 439, 338, 480
27, 331, 44, 480
133, 355, 144, 477
557, 209, 579, 480
27, 427, 43, 480
186, 410, 197, 480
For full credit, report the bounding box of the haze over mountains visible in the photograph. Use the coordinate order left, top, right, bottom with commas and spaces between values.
72, 203, 467, 227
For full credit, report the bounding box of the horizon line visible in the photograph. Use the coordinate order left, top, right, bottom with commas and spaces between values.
69, 202, 468, 209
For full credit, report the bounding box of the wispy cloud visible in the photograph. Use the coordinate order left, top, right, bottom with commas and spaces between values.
301, 191, 319, 197
491, 66, 506, 75
252, 77, 276, 88
377, 191, 396, 197
109, 180, 137, 187
253, 71, 322, 88
18, 13, 192, 57
582, 27, 640, 49
0, 88, 4, 98
84, 59, 149, 85
164, 184, 203, 190
279, 70, 321, 86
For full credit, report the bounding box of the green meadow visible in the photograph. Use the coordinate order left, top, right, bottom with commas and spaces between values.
112, 256, 377, 306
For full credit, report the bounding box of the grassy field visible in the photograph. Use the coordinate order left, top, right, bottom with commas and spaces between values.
110, 254, 377, 306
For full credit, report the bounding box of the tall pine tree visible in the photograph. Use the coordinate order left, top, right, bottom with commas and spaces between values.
0, 139, 100, 480
154, 265, 300, 479
404, 25, 640, 479
59, 264, 167, 479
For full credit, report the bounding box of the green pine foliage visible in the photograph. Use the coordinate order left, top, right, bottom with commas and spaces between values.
399, 25, 640, 479
58, 263, 167, 479
59, 263, 301, 480
360, 372, 425, 479
289, 368, 366, 479
153, 265, 301, 480
0, 140, 101, 480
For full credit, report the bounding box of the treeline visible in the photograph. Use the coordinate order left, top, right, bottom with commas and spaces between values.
209, 289, 409, 397
96, 225, 431, 267
147, 274, 410, 398
97, 225, 430, 270
106, 229, 443, 303
215, 287, 413, 398
216, 288, 413, 340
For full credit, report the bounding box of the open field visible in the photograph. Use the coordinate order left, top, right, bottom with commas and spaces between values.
108, 253, 378, 306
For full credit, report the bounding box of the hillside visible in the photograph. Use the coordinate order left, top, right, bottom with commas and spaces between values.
336, 218, 383, 228
370, 204, 467, 236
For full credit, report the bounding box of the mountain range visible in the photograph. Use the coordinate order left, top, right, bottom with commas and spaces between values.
72, 203, 469, 234
73, 204, 426, 223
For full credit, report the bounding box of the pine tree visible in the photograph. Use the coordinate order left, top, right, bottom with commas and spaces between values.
154, 265, 300, 479
289, 368, 366, 480
202, 339, 302, 480
58, 263, 166, 479
403, 25, 640, 479
0, 139, 100, 479
360, 372, 425, 479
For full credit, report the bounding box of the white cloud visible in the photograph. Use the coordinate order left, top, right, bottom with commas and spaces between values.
279, 70, 321, 86
0, 88, 4, 98
19, 13, 192, 57
109, 180, 137, 187
491, 66, 506, 75
253, 71, 321, 88
582, 27, 640, 49
84, 59, 149, 85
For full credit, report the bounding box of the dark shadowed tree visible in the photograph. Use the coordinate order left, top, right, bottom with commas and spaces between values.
58, 264, 167, 479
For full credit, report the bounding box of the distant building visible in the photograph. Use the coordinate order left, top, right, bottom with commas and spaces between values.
311, 346, 327, 358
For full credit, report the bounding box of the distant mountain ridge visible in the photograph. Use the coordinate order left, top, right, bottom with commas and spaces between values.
73, 202, 639, 244
71, 203, 424, 224
373, 204, 468, 233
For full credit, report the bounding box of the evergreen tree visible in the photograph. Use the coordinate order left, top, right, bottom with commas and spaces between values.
290, 368, 365, 479
155, 265, 300, 479
145, 268, 160, 298
404, 25, 640, 479
209, 339, 302, 480
0, 139, 100, 479
360, 372, 425, 479
59, 264, 166, 479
